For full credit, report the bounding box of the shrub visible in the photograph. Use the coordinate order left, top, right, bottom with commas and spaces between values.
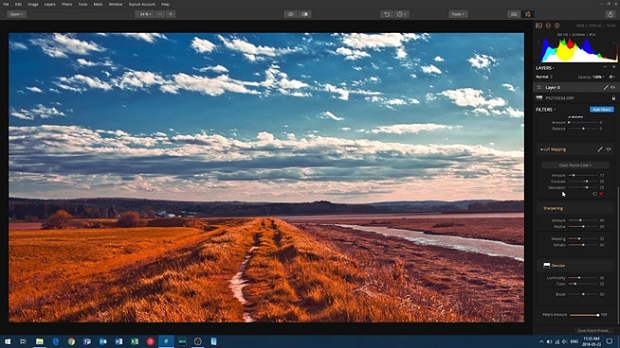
432, 222, 465, 228
42, 210, 73, 229
145, 210, 157, 219
116, 211, 145, 228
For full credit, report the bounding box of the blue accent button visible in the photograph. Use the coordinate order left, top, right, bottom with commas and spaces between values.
590, 106, 614, 113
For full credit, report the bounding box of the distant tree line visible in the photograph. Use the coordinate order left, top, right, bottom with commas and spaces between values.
468, 200, 524, 210
8, 197, 524, 220
8, 201, 118, 220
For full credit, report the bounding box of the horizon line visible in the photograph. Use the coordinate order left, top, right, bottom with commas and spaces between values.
8, 196, 525, 205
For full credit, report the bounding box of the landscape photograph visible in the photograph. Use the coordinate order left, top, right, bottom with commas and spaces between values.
8, 32, 524, 323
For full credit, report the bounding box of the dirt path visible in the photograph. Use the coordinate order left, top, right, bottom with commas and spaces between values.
229, 234, 259, 322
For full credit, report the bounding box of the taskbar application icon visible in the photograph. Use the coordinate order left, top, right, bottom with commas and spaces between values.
158, 337, 174, 348
4, 337, 188, 348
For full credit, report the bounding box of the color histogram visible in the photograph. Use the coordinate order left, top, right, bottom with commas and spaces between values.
541, 38, 618, 63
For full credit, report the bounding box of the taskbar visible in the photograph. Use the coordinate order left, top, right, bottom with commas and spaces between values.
2, 335, 619, 348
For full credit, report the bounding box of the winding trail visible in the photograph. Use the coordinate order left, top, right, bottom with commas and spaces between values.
229, 234, 259, 322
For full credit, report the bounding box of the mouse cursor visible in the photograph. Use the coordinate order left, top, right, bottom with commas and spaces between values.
561, 192, 566, 198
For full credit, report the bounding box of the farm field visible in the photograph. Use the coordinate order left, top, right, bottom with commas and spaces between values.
9, 216, 523, 323
285, 213, 524, 245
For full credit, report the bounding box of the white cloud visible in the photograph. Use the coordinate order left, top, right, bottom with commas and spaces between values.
10, 104, 65, 120
319, 111, 344, 121
421, 64, 442, 74
10, 110, 34, 120
473, 108, 490, 115
31, 104, 66, 118
195, 65, 229, 73
324, 84, 349, 100
42, 62, 362, 100
332, 47, 371, 60
55, 74, 113, 92
10, 126, 522, 178
502, 83, 516, 92
76, 58, 96, 66
161, 73, 260, 96
53, 83, 84, 93
256, 65, 311, 97
276, 77, 306, 89
322, 83, 380, 101
9, 41, 28, 50
115, 70, 166, 90
503, 107, 524, 118
76, 58, 114, 67
439, 88, 506, 109
49, 88, 60, 93
25, 86, 43, 93
339, 33, 428, 62
352, 76, 381, 87
434, 56, 444, 62
191, 37, 216, 53
112, 33, 167, 43
370, 123, 453, 134
262, 65, 308, 90
468, 54, 497, 69
279, 89, 312, 97
340, 127, 351, 131
30, 33, 105, 58
341, 33, 429, 49
365, 96, 418, 109
218, 35, 301, 61
159, 85, 179, 94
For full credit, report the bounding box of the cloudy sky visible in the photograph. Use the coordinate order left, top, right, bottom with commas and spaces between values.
8, 33, 524, 203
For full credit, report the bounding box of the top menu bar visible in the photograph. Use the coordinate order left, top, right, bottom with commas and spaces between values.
1, 0, 619, 20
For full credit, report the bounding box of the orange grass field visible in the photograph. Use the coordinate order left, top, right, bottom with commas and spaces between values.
9, 217, 522, 323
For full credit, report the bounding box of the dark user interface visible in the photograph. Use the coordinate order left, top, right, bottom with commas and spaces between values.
3, 2, 620, 348
533, 21, 619, 334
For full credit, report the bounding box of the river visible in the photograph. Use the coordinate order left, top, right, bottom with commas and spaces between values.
329, 224, 524, 262
281, 212, 523, 221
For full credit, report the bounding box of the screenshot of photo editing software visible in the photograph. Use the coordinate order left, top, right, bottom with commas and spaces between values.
3, 0, 619, 347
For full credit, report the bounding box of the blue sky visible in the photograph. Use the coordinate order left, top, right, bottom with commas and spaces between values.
8, 33, 524, 202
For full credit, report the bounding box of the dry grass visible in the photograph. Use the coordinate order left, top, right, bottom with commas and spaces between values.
296, 223, 523, 322
9, 217, 519, 323
9, 218, 255, 322
242, 219, 487, 322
